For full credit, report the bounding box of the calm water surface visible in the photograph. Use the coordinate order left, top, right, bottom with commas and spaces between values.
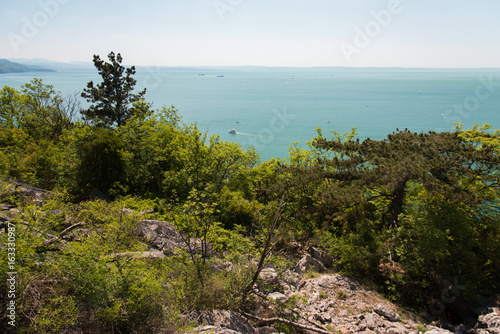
2, 67, 499, 161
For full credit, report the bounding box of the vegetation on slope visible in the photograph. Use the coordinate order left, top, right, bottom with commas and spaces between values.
0, 52, 499, 333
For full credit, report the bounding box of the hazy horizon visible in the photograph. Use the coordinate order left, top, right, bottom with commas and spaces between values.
6, 57, 500, 71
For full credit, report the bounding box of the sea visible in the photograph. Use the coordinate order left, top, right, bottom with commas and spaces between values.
2, 67, 500, 161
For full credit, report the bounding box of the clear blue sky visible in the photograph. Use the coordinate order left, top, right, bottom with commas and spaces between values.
1, 0, 499, 67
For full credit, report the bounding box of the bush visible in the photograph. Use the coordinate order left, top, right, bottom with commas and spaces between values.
75, 127, 126, 199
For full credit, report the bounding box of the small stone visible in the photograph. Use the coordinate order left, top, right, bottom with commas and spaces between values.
120, 208, 135, 215
268, 292, 287, 303
338, 325, 350, 334
425, 326, 455, 334
386, 326, 406, 334
259, 268, 279, 286
257, 326, 278, 334
363, 312, 378, 330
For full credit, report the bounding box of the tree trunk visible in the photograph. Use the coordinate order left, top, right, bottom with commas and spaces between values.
387, 180, 407, 228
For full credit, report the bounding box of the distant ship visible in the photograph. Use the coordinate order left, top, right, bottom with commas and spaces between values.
228, 129, 237, 134
199, 74, 205, 76
217, 75, 224, 77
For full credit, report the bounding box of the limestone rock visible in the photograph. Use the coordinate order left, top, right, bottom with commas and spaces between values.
139, 219, 185, 255
362, 312, 378, 330
259, 268, 280, 286
138, 219, 213, 257
301, 273, 361, 291
268, 292, 287, 303
120, 207, 135, 215
308, 246, 335, 268
385, 328, 402, 334
188, 325, 242, 334
187, 310, 256, 334
373, 303, 401, 322
476, 308, 500, 334
293, 254, 327, 275
425, 327, 455, 334
256, 326, 278, 334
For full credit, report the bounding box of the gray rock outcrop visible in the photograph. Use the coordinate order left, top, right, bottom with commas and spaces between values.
139, 219, 186, 255
293, 254, 327, 275
138, 219, 213, 257
373, 303, 401, 322
308, 245, 335, 268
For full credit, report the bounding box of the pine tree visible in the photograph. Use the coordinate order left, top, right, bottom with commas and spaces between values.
81, 52, 146, 127
292, 128, 500, 228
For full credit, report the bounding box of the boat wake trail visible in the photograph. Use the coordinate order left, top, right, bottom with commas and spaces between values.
234, 132, 263, 138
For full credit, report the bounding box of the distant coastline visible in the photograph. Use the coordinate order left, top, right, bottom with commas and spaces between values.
0, 59, 56, 74
4, 57, 500, 72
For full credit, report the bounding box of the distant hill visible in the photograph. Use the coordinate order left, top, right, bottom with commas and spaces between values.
0, 59, 56, 73
8, 58, 93, 72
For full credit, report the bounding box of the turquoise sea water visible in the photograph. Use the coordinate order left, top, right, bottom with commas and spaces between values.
2, 67, 500, 161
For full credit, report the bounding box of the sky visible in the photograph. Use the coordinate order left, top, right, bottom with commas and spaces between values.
1, 0, 500, 68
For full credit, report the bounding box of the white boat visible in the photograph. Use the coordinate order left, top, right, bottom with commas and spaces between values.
228, 129, 237, 134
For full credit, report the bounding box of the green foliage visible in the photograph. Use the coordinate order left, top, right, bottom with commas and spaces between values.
29, 296, 78, 334
164, 250, 254, 313
0, 81, 77, 188
416, 324, 429, 333
75, 126, 126, 198
1, 72, 258, 200
218, 187, 263, 229
336, 290, 347, 300
57, 251, 168, 333
1, 197, 190, 333
320, 218, 384, 281
0, 85, 22, 129
19, 78, 75, 140
309, 128, 500, 227
2, 55, 499, 332
291, 125, 500, 310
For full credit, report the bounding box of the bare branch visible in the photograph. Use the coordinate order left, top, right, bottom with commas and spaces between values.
60, 222, 85, 237
242, 194, 285, 300
45, 222, 85, 244
240, 311, 334, 334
